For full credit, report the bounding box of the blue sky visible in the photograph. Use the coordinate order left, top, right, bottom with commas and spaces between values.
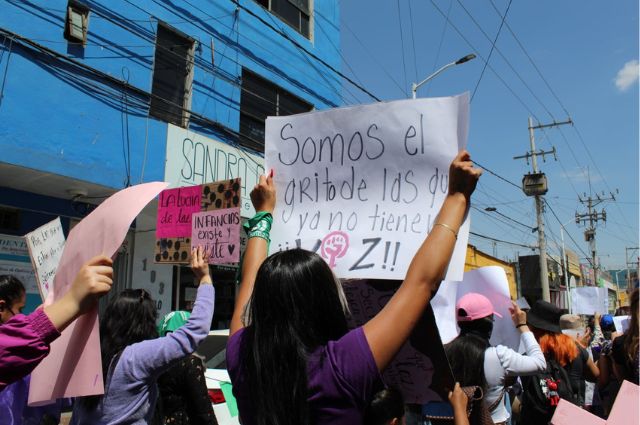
338, 0, 639, 272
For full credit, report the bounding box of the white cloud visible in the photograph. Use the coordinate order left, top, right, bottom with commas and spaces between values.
561, 168, 602, 184
614, 60, 639, 92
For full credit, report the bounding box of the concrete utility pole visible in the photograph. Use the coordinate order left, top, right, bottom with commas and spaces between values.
575, 185, 616, 273
514, 117, 571, 302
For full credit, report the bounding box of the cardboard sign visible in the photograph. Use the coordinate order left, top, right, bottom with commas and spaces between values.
606, 380, 639, 425
550, 399, 605, 425
343, 279, 455, 404
24, 218, 66, 301
431, 267, 520, 350
155, 179, 241, 264
156, 186, 202, 239
29, 182, 168, 405
191, 209, 240, 264
570, 287, 609, 315
265, 94, 470, 281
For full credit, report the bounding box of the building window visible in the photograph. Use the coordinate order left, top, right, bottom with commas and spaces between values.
255, 0, 311, 39
64, 1, 90, 45
239, 69, 313, 151
150, 23, 195, 127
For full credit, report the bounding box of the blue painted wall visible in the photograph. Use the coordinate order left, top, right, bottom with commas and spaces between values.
0, 0, 341, 190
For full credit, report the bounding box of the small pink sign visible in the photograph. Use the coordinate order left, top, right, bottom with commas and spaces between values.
191, 208, 241, 264
157, 186, 202, 238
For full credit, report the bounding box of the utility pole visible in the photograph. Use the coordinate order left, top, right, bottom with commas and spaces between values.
575, 181, 617, 274
626, 247, 639, 290
514, 117, 571, 302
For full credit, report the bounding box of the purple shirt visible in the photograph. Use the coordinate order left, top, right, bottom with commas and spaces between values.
227, 326, 382, 425
0, 310, 60, 392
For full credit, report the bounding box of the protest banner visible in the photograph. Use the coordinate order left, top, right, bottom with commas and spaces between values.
613, 315, 630, 333
431, 267, 520, 350
265, 94, 470, 281
155, 178, 241, 264
570, 287, 609, 315
343, 279, 454, 404
0, 234, 40, 313
606, 380, 639, 425
191, 209, 240, 264
165, 123, 265, 218
550, 399, 606, 425
25, 217, 66, 301
29, 182, 168, 405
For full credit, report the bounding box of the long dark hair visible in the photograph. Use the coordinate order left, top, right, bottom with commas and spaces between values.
445, 318, 493, 391
243, 249, 349, 425
81, 288, 158, 408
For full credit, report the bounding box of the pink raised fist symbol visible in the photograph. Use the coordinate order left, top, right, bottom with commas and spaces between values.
320, 231, 350, 268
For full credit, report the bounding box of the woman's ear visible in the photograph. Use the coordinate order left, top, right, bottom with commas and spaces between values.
389, 418, 399, 425
0, 299, 6, 311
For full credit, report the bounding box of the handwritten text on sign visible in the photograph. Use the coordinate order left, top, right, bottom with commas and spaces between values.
25, 218, 66, 301
191, 209, 241, 263
157, 185, 202, 239
265, 94, 470, 280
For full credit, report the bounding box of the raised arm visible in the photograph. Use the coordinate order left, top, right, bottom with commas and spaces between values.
230, 173, 275, 336
363, 150, 481, 371
501, 302, 547, 375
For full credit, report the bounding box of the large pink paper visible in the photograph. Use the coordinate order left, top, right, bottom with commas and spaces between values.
28, 182, 168, 405
606, 380, 639, 425
550, 399, 605, 425
156, 186, 202, 238
191, 209, 240, 264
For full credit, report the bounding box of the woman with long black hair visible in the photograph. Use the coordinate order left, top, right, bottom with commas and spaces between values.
227, 150, 482, 425
72, 247, 214, 425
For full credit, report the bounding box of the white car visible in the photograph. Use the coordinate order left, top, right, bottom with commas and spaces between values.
197, 329, 240, 425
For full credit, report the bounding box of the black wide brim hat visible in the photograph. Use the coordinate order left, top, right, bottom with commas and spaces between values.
527, 300, 562, 334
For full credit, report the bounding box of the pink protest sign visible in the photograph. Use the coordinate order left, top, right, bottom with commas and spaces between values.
28, 182, 168, 405
191, 209, 241, 264
550, 399, 605, 425
606, 380, 639, 425
156, 185, 202, 238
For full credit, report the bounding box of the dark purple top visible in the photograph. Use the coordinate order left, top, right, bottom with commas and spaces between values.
227, 326, 382, 425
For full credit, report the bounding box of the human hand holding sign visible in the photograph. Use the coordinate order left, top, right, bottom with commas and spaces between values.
448, 150, 482, 200
250, 172, 276, 214
44, 255, 113, 331
191, 246, 212, 285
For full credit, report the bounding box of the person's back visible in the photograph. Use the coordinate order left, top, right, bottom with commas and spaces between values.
227, 152, 481, 425
72, 248, 214, 425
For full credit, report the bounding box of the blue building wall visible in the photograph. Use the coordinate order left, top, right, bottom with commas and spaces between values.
0, 0, 342, 190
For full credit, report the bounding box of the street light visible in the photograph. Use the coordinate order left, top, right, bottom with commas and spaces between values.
411, 54, 476, 99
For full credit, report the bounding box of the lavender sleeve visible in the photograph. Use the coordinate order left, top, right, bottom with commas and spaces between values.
0, 309, 60, 392
120, 284, 215, 381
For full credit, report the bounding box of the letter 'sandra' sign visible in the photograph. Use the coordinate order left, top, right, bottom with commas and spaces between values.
265, 94, 470, 280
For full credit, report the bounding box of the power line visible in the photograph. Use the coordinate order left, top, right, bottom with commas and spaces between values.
406, 0, 419, 83
428, 0, 540, 120
396, 0, 408, 97
470, 0, 513, 101
469, 231, 536, 249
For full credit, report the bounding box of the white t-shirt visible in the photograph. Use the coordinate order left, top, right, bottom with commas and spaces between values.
483, 332, 547, 423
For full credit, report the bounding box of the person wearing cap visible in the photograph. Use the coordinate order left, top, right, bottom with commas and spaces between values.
156, 310, 217, 425
444, 293, 546, 425
526, 301, 599, 408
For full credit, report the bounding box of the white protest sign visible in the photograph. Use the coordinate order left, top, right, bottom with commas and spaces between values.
570, 287, 609, 315
25, 218, 65, 301
265, 94, 470, 280
165, 124, 265, 217
613, 315, 630, 333
431, 266, 520, 350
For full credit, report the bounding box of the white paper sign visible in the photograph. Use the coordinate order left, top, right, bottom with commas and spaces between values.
165, 124, 265, 217
570, 287, 609, 315
25, 218, 66, 301
431, 266, 520, 350
265, 94, 470, 280
613, 315, 630, 333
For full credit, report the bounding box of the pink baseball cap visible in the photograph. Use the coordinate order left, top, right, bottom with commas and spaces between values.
456, 293, 503, 322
